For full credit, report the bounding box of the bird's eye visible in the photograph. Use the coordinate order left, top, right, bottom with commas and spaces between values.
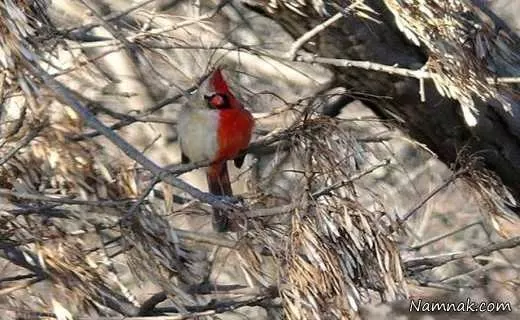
205, 93, 229, 109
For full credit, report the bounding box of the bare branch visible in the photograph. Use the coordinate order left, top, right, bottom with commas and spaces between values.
0, 188, 136, 207
173, 228, 237, 248
409, 220, 483, 250
312, 159, 390, 198
405, 236, 520, 272
67, 0, 232, 50
295, 53, 432, 79
63, 0, 158, 36
71, 78, 207, 141
295, 53, 520, 86
246, 203, 297, 218
286, 12, 345, 60
286, 0, 374, 59
399, 169, 466, 222
0, 123, 44, 166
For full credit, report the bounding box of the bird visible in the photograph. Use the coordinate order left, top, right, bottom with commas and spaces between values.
177, 68, 254, 232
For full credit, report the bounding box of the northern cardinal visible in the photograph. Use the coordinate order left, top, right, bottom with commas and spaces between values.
177, 68, 254, 232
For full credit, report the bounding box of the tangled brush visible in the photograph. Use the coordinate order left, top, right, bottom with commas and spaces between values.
384, 0, 520, 128
243, 114, 407, 319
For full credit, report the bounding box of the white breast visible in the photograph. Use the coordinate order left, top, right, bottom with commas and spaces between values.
177, 105, 220, 163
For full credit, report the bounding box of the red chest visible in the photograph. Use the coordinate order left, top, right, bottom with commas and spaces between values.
216, 108, 254, 161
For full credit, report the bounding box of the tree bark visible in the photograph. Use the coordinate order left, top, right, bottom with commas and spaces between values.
243, 0, 520, 200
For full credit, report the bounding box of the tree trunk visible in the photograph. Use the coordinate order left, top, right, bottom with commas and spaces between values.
243, 0, 520, 200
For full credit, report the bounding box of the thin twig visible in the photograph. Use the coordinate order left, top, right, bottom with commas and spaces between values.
77, 0, 133, 52
438, 262, 497, 283
0, 188, 137, 207
399, 169, 466, 222
312, 159, 390, 198
296, 53, 432, 79
0, 273, 37, 283
0, 277, 41, 295
63, 0, 157, 35
245, 160, 391, 218
70, 79, 205, 141
246, 203, 297, 218
138, 291, 167, 315
286, 0, 370, 59
489, 77, 520, 84
409, 220, 482, 250
117, 176, 161, 234
0, 123, 44, 166
405, 236, 520, 272
286, 12, 344, 60
173, 228, 237, 248
67, 0, 232, 50
295, 53, 520, 84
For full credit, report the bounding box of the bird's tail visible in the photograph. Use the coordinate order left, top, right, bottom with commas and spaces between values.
207, 162, 237, 232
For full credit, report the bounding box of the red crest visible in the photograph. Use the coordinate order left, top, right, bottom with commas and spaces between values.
209, 68, 241, 109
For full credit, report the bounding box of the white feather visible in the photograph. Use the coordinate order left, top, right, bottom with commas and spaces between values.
177, 103, 219, 163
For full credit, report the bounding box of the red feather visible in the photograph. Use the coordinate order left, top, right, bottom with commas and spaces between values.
210, 68, 241, 109
207, 68, 254, 231
208, 68, 254, 162
216, 109, 254, 161
207, 163, 235, 231
210, 68, 230, 94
